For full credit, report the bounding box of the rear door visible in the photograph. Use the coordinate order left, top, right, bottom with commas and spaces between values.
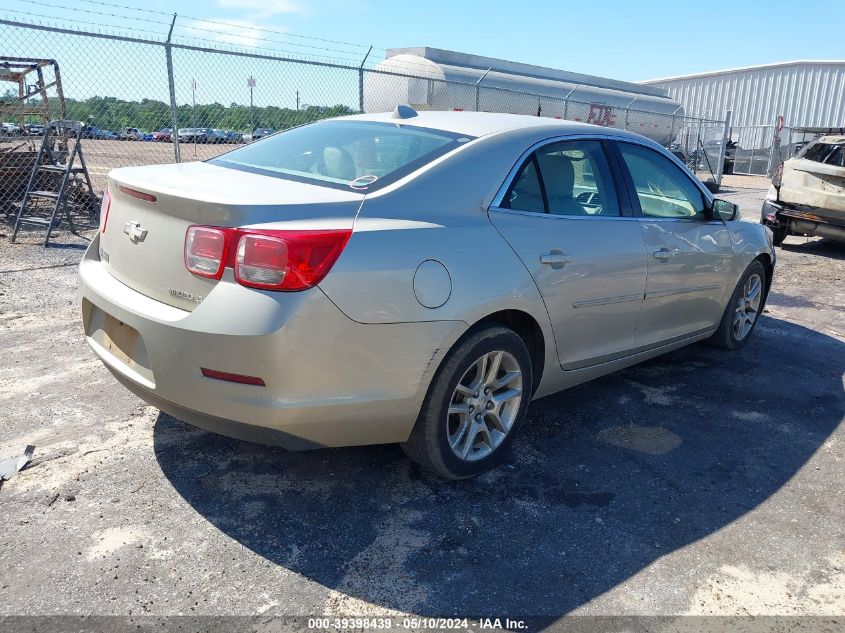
612, 141, 733, 348
489, 138, 648, 370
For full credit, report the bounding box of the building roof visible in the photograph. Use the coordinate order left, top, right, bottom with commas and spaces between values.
641, 60, 845, 84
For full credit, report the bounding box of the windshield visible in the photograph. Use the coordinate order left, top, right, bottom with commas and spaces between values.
210, 120, 474, 191
799, 141, 845, 167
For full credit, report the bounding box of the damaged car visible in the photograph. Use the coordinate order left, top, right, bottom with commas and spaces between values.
762, 135, 845, 245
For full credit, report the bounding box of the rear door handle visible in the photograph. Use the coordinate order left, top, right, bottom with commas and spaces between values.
653, 248, 674, 260
540, 252, 573, 266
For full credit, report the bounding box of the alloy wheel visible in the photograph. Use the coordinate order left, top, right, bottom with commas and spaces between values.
733, 273, 763, 341
446, 350, 523, 461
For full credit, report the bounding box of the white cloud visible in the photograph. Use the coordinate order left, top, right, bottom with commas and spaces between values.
215, 0, 303, 19
195, 18, 273, 48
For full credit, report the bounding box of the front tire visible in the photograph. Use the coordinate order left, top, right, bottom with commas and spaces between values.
708, 260, 767, 350
402, 326, 533, 479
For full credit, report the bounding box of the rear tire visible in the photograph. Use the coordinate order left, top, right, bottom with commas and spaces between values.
771, 224, 788, 246
708, 260, 767, 350
401, 326, 533, 480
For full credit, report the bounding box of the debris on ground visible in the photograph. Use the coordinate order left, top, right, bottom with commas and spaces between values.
0, 444, 35, 484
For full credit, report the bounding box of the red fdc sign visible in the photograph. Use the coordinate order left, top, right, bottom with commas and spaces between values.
586, 103, 615, 127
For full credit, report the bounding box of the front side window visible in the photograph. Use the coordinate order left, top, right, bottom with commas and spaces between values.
503, 139, 619, 216
618, 143, 706, 219
210, 120, 473, 191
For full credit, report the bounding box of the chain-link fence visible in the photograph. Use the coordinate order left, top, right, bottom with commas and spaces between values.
1, 17, 728, 236
727, 124, 823, 177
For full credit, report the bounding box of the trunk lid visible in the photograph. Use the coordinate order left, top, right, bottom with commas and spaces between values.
100, 162, 363, 311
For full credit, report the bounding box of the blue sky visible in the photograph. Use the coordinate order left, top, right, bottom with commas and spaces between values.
4, 0, 845, 80
2, 0, 844, 111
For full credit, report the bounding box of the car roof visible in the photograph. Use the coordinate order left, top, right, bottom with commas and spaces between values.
817, 135, 845, 144
338, 110, 633, 140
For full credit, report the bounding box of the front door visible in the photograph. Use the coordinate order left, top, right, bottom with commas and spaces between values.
614, 141, 733, 348
489, 139, 648, 370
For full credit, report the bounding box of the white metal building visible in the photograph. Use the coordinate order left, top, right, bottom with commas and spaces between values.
642, 61, 845, 129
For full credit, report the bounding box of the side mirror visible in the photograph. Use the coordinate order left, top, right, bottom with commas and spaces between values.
712, 198, 738, 222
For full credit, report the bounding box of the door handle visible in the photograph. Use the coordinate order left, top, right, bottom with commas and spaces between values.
653, 248, 674, 260
540, 253, 573, 266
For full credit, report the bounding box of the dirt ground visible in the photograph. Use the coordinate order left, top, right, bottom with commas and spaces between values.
0, 177, 842, 627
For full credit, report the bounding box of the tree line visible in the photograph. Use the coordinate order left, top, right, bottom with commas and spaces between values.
1, 92, 355, 132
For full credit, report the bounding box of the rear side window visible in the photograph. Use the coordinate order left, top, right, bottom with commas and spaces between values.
503, 140, 619, 216
800, 142, 845, 167
211, 120, 473, 191
618, 143, 706, 219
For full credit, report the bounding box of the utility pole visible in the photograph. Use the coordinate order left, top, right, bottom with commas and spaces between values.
247, 75, 256, 132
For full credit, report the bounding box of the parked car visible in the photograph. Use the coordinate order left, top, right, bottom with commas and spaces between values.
25, 123, 45, 136
762, 135, 845, 245
80, 110, 775, 479
692, 139, 736, 175
1, 121, 21, 136
224, 130, 243, 144
252, 127, 275, 140
178, 127, 226, 144
153, 128, 173, 142
81, 125, 114, 140
118, 127, 143, 141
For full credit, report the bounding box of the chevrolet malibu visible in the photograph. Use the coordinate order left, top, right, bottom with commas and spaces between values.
80, 109, 775, 479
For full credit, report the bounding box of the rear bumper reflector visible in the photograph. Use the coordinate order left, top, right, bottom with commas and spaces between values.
201, 367, 266, 386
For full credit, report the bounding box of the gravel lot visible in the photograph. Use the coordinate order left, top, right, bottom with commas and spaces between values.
0, 179, 843, 625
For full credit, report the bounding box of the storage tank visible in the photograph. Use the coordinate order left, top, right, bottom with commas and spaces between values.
364, 47, 685, 145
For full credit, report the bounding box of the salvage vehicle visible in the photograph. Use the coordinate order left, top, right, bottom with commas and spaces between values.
762, 136, 845, 245
118, 127, 143, 141
80, 109, 775, 479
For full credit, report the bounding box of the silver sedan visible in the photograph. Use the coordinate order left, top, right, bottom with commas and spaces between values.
80, 109, 775, 479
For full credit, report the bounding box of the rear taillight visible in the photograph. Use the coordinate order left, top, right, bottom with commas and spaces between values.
100, 189, 111, 233
236, 234, 287, 289
184, 226, 351, 291
772, 162, 783, 188
185, 226, 229, 279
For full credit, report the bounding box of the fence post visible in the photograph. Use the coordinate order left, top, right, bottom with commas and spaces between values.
165, 13, 181, 163
474, 67, 491, 112
668, 105, 682, 145
623, 97, 637, 132
715, 109, 731, 187
357, 46, 372, 113
766, 114, 783, 177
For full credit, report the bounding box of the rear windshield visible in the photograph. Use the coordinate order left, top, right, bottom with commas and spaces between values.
210, 120, 474, 191
798, 141, 845, 167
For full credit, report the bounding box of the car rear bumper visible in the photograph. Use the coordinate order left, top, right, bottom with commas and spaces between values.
79, 235, 467, 449
762, 199, 845, 241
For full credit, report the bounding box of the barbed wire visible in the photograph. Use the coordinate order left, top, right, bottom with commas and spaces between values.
4, 0, 477, 77
58, 0, 387, 52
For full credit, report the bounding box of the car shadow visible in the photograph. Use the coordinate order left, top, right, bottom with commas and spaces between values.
781, 238, 845, 260
153, 316, 844, 617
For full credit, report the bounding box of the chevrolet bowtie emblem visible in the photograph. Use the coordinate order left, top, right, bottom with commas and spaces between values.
123, 220, 148, 242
